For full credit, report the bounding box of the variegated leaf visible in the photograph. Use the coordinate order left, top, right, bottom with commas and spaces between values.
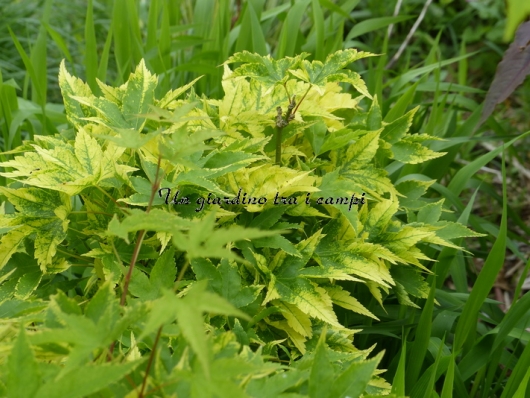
0, 187, 70, 270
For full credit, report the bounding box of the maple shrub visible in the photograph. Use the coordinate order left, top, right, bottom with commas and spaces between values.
0, 50, 481, 397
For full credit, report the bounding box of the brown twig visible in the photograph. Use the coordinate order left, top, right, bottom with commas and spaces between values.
108, 155, 163, 359
120, 230, 147, 307
120, 155, 162, 306
138, 326, 163, 398
137, 243, 192, 396
231, 0, 242, 29
386, 0, 433, 69
275, 88, 306, 166
282, 82, 293, 103
292, 85, 311, 115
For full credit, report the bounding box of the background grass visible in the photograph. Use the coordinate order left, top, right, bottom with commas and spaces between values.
1, 0, 530, 396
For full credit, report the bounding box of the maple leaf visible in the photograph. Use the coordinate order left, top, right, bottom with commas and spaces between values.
61, 59, 158, 132
0, 187, 70, 271
256, 231, 342, 329
0, 130, 132, 195
224, 51, 309, 87
288, 49, 376, 96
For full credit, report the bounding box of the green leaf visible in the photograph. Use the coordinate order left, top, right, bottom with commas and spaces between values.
454, 156, 508, 353
325, 285, 378, 320
158, 76, 203, 108
367, 96, 382, 130
128, 268, 155, 300
98, 127, 162, 149
8, 328, 41, 398
142, 282, 248, 378
381, 106, 418, 144
440, 351, 455, 398
15, 270, 43, 299
248, 206, 288, 229
121, 59, 158, 130
345, 130, 382, 167
391, 138, 446, 164
505, 1, 530, 40
417, 200, 444, 224
345, 15, 414, 41
275, 300, 313, 337
263, 231, 342, 328
0, 131, 128, 195
85, 282, 116, 324
391, 266, 429, 301
58, 60, 96, 128
107, 209, 192, 243
405, 278, 436, 389
0, 228, 30, 272
246, 369, 306, 397
192, 258, 262, 308
328, 351, 384, 398
253, 235, 302, 257
391, 340, 407, 396
318, 128, 358, 155
309, 329, 336, 398
316, 218, 395, 287
225, 51, 308, 87
291, 49, 376, 94
0, 187, 70, 270
150, 247, 177, 291
447, 129, 530, 197
433, 221, 484, 241
304, 119, 328, 156
34, 361, 142, 398
363, 197, 399, 239
512, 368, 530, 398
172, 211, 280, 261
70, 95, 129, 129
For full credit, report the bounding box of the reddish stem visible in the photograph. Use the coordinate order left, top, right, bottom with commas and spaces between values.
138, 326, 163, 398
108, 156, 163, 359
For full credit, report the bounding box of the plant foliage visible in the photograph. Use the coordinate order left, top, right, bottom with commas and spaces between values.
0, 51, 481, 397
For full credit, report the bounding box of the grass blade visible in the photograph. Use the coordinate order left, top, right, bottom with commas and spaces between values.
311, 0, 325, 61
8, 28, 45, 107
235, 0, 267, 55
345, 15, 413, 41
433, 187, 479, 288
84, 0, 98, 93
453, 152, 508, 354
514, 257, 530, 305
97, 22, 113, 83
512, 368, 530, 398
383, 81, 419, 123
447, 130, 530, 197
44, 23, 73, 64
501, 340, 530, 398
441, 351, 455, 398
112, 0, 131, 82
146, 0, 159, 52
29, 0, 52, 106
277, 0, 311, 58
390, 53, 478, 97
391, 339, 406, 396
406, 277, 436, 392
491, 290, 530, 352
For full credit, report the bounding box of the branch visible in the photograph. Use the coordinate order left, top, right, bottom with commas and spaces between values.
386, 0, 433, 69
108, 155, 163, 360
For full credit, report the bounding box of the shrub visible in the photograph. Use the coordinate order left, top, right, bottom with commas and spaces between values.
0, 50, 480, 397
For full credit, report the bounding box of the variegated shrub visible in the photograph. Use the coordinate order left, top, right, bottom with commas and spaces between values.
0, 50, 481, 397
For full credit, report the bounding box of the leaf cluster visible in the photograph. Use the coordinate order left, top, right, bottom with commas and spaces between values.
0, 53, 479, 397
